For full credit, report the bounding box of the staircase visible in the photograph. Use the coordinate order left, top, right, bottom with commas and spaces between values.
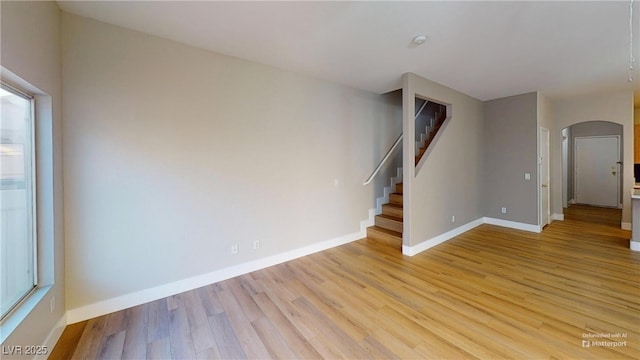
363, 100, 448, 250
415, 105, 447, 165
367, 181, 403, 248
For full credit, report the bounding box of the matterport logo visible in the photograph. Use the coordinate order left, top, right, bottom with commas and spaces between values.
582, 332, 627, 348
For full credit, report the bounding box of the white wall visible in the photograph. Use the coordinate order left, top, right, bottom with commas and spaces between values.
401, 73, 484, 248
62, 13, 400, 319
551, 91, 634, 226
0, 0, 66, 354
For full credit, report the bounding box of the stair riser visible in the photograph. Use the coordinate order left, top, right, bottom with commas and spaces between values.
375, 216, 403, 233
389, 194, 403, 206
382, 205, 403, 218
395, 183, 403, 193
366, 228, 402, 248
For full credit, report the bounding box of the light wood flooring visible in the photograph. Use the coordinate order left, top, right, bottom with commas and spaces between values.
50, 205, 640, 359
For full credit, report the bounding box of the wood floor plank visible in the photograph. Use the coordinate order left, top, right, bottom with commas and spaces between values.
208, 313, 246, 360
121, 305, 148, 359
168, 306, 197, 359
251, 292, 322, 359
47, 320, 87, 360
285, 277, 368, 341
182, 289, 216, 354
70, 316, 108, 360
50, 204, 639, 359
290, 296, 372, 359
358, 335, 400, 360
97, 330, 125, 360
226, 277, 264, 323
307, 333, 347, 359
368, 326, 422, 359
251, 316, 298, 359
197, 284, 224, 317
254, 276, 320, 340
146, 337, 171, 360
146, 298, 169, 344
215, 286, 271, 359
102, 311, 127, 336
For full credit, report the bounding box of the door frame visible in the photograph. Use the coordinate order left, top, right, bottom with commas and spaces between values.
539, 127, 550, 227
573, 135, 621, 208
561, 128, 569, 208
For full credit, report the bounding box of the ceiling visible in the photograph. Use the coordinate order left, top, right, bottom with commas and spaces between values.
58, 1, 639, 104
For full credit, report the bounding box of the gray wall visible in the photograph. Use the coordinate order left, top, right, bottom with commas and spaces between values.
370, 90, 403, 198
483, 92, 539, 225
62, 13, 401, 316
402, 73, 485, 246
566, 121, 623, 204
0, 0, 66, 354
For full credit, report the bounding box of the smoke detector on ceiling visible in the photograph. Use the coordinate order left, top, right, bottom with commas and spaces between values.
412, 35, 428, 46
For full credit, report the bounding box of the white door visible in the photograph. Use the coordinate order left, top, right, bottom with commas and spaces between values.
575, 136, 620, 207
540, 128, 550, 226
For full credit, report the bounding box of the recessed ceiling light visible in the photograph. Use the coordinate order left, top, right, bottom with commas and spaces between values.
412, 35, 427, 46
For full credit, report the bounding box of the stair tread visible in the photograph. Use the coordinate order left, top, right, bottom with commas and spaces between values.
376, 213, 403, 222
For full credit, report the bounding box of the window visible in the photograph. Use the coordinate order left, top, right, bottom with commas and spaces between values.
0, 82, 36, 319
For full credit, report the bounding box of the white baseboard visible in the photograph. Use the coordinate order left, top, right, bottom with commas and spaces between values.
402, 218, 484, 256
60, 208, 548, 323
401, 216, 543, 257
552, 213, 564, 221
630, 241, 640, 251
483, 217, 542, 233
40, 314, 66, 359
66, 209, 376, 324
621, 222, 632, 231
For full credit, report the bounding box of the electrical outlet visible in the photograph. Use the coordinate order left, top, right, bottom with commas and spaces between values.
501, 207, 507, 214
451, 215, 455, 223
49, 296, 55, 313
524, 172, 531, 180
231, 244, 239, 255
253, 240, 260, 250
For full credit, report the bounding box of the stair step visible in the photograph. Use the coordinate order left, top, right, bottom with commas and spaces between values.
366, 226, 402, 248
375, 214, 403, 233
389, 193, 403, 206
382, 203, 403, 218
395, 183, 403, 193
415, 112, 446, 165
